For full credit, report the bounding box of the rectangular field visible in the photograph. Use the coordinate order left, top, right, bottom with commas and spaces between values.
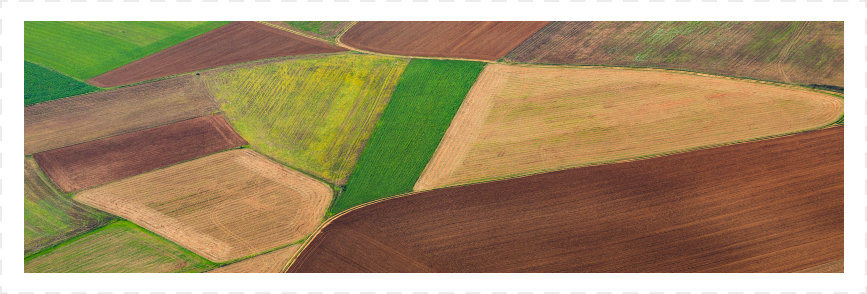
340, 22, 549, 60
24, 157, 114, 257
25, 21, 229, 80
25, 221, 216, 273
504, 21, 844, 87
203, 54, 408, 184
34, 114, 247, 192
88, 22, 347, 88
415, 64, 843, 191
25, 61, 99, 106
74, 149, 333, 262
331, 59, 486, 213
25, 75, 218, 155
290, 127, 843, 273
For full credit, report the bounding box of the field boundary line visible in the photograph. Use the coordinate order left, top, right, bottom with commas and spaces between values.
255, 21, 335, 45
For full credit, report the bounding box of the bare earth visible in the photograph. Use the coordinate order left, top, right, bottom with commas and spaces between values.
207, 244, 301, 273
24, 75, 217, 155
415, 64, 843, 191
795, 259, 843, 273
74, 149, 333, 263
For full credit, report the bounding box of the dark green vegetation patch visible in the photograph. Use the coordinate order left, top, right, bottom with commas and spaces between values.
331, 59, 487, 213
25, 61, 99, 106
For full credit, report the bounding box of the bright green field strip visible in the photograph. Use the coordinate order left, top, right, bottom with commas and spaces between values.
331, 59, 486, 213
25, 221, 217, 273
24, 157, 115, 257
25, 21, 229, 80
25, 61, 100, 106
204, 54, 408, 185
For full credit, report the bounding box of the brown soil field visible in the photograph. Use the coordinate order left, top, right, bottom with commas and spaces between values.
88, 22, 347, 88
75, 149, 333, 263
504, 22, 843, 87
34, 114, 247, 193
207, 244, 301, 273
340, 22, 549, 61
24, 75, 217, 155
415, 64, 842, 191
288, 126, 843, 273
795, 259, 843, 273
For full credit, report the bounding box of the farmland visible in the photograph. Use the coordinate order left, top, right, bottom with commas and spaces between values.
414, 64, 843, 191
89, 22, 347, 88
203, 54, 408, 184
24, 157, 114, 257
24, 61, 99, 106
74, 149, 333, 262
504, 21, 844, 87
277, 21, 353, 41
34, 114, 247, 192
331, 59, 486, 213
289, 126, 843, 273
25, 221, 216, 273
207, 244, 301, 273
25, 75, 218, 155
341, 22, 549, 60
25, 21, 229, 80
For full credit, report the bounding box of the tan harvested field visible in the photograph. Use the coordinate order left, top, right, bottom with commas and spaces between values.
24, 76, 217, 155
504, 22, 844, 87
290, 127, 842, 273
74, 149, 332, 263
88, 22, 347, 88
207, 244, 301, 273
341, 22, 549, 60
415, 64, 842, 191
796, 259, 843, 273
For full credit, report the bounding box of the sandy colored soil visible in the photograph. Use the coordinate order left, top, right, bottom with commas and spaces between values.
288, 127, 843, 273
415, 64, 842, 191
24, 75, 217, 155
504, 22, 843, 87
87, 22, 346, 88
795, 259, 843, 273
34, 114, 247, 193
75, 149, 333, 263
207, 244, 301, 273
340, 22, 549, 61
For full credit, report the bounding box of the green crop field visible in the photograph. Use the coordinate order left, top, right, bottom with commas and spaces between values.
330, 59, 487, 213
203, 54, 408, 184
25, 61, 99, 106
24, 157, 114, 257
25, 221, 216, 273
25, 21, 229, 81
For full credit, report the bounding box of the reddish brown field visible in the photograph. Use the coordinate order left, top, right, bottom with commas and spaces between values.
34, 114, 247, 193
340, 22, 549, 61
88, 22, 347, 88
288, 127, 843, 273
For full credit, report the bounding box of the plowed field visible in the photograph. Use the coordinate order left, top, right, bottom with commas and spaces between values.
207, 244, 301, 273
504, 21, 843, 87
34, 114, 247, 192
75, 149, 332, 263
341, 22, 549, 61
288, 126, 843, 273
415, 64, 842, 191
88, 22, 346, 88
25, 75, 217, 155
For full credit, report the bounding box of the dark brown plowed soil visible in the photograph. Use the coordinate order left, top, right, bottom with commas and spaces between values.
341, 22, 549, 61
288, 127, 843, 273
88, 22, 347, 88
34, 114, 248, 193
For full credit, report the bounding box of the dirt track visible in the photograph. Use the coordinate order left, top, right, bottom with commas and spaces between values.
34, 114, 247, 192
88, 22, 346, 88
288, 127, 842, 273
341, 22, 548, 61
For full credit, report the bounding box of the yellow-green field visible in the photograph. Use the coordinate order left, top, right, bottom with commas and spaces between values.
203, 54, 408, 184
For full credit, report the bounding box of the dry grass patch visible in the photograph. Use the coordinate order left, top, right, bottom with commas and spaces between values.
207, 244, 301, 273
415, 64, 843, 191
75, 149, 332, 262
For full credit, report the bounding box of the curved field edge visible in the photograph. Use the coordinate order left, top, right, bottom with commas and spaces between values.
414, 64, 843, 191
25, 21, 231, 81
24, 220, 217, 273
